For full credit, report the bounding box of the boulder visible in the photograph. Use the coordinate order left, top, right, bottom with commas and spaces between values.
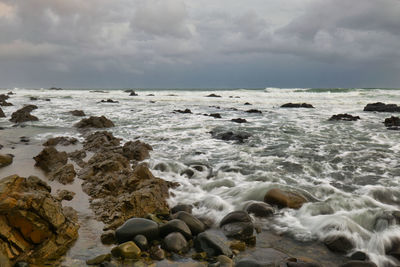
384, 116, 400, 129
33, 147, 68, 173
49, 164, 76, 185
10, 105, 38, 123
0, 108, 5, 118
350, 251, 368, 261
194, 231, 232, 257
206, 94, 222, 97
83, 131, 121, 152
221, 222, 254, 241
329, 114, 361, 121
324, 234, 354, 253
122, 140, 153, 161
244, 202, 274, 217
174, 109, 192, 114
171, 204, 193, 214
111, 241, 141, 259
163, 232, 188, 253
210, 131, 251, 143
208, 113, 222, 119
130, 91, 138, 96
245, 109, 262, 114
0, 175, 79, 265
220, 211, 252, 227
115, 218, 159, 243
281, 103, 314, 108
172, 211, 205, 235
75, 116, 115, 128
69, 110, 85, 116
264, 188, 307, 209
133, 235, 148, 250
231, 118, 247, 123
43, 136, 78, 146
0, 154, 13, 168
159, 219, 192, 239
363, 102, 400, 112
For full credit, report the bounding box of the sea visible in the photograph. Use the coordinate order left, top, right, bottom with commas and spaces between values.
1, 87, 400, 266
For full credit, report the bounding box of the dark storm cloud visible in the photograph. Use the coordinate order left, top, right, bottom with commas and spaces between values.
0, 0, 399, 88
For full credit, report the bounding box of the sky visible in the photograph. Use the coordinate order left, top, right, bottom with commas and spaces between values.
0, 0, 400, 88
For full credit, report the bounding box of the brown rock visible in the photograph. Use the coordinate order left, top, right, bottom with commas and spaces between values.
56, 189, 75, 201
122, 140, 153, 161
49, 164, 76, 184
0, 154, 13, 168
69, 110, 85, 116
75, 115, 115, 128
324, 234, 354, 254
33, 147, 68, 173
83, 131, 121, 152
43, 136, 78, 146
264, 188, 308, 209
10, 105, 38, 123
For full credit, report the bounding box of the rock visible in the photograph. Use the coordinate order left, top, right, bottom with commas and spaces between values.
0, 108, 5, 118
159, 219, 192, 240
363, 102, 400, 112
245, 109, 262, 114
209, 113, 222, 119
324, 234, 354, 253
210, 131, 251, 143
221, 222, 254, 241
264, 188, 307, 209
150, 246, 165, 260
174, 109, 192, 114
229, 240, 246, 251
181, 169, 195, 178
206, 94, 222, 97
101, 230, 116, 245
171, 204, 193, 214
86, 254, 111, 265
101, 99, 119, 103
111, 241, 141, 259
0, 175, 79, 265
286, 262, 322, 267
75, 116, 115, 128
235, 259, 266, 267
33, 147, 68, 173
0, 154, 13, 168
29, 97, 38, 101
55, 189, 75, 201
163, 232, 188, 253
384, 116, 400, 129
0, 100, 12, 106
350, 251, 368, 261
0, 94, 9, 101
69, 110, 85, 116
172, 211, 205, 235
329, 114, 361, 121
99, 262, 116, 267
83, 131, 121, 152
49, 87, 62, 90
10, 105, 38, 123
339, 261, 377, 267
133, 235, 148, 250
217, 255, 234, 267
122, 140, 153, 161
130, 91, 138, 96
19, 136, 29, 143
13, 262, 29, 267
231, 118, 247, 123
43, 136, 78, 146
115, 218, 159, 244
244, 202, 274, 217
194, 231, 232, 257
281, 103, 314, 108
244, 102, 252, 105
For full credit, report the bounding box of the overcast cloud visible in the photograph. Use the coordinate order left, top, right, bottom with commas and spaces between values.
0, 0, 399, 88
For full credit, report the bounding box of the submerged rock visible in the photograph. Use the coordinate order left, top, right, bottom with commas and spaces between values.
231, 118, 247, 123
264, 188, 308, 209
281, 103, 314, 108
245, 109, 262, 114
210, 131, 251, 143
75, 115, 115, 128
206, 94, 222, 98
101, 99, 119, 103
10, 105, 38, 123
329, 114, 361, 121
174, 109, 192, 114
69, 110, 86, 116
363, 102, 400, 112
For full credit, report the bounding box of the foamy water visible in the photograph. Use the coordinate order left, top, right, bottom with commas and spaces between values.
1, 87, 400, 266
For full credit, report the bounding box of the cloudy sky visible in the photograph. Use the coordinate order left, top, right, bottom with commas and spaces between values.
0, 0, 400, 88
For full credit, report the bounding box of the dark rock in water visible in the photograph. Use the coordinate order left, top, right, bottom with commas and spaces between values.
0, 99, 13, 106
122, 140, 153, 161
69, 110, 85, 116
244, 102, 252, 105
181, 168, 195, 178
20, 136, 29, 143
159, 219, 192, 239
329, 114, 361, 121
49, 87, 62, 90
221, 221, 254, 240
133, 234, 148, 250
384, 116, 400, 130
206, 93, 222, 97
209, 113, 222, 119
245, 109, 262, 114
10, 105, 38, 123
147, 94, 155, 96
101, 230, 116, 245
75, 115, 115, 128
111, 241, 141, 259
210, 131, 251, 143
115, 218, 159, 243
231, 118, 247, 123
220, 211, 252, 227
339, 261, 377, 267
130, 91, 138, 96
350, 251, 368, 261
56, 189, 75, 201
324, 234, 354, 253
163, 232, 188, 253
172, 211, 205, 235
363, 102, 400, 112
171, 204, 193, 214
244, 202, 274, 217
101, 99, 119, 103
86, 254, 111, 265
154, 162, 168, 172
43, 136, 78, 146
0, 154, 13, 168
281, 103, 314, 108
264, 188, 307, 209
174, 109, 192, 114
0, 108, 5, 118
385, 237, 400, 260
194, 231, 232, 257
0, 94, 9, 101
33, 147, 68, 172
30, 97, 38, 101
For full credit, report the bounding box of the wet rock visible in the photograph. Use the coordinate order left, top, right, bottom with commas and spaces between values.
194, 231, 232, 257
221, 222, 254, 241
111, 241, 141, 259
99, 262, 116, 267
363, 102, 400, 112
19, 136, 29, 143
101, 99, 119, 103
163, 232, 188, 253
244, 202, 274, 217
49, 87, 62, 90
75, 116, 115, 128
86, 254, 111, 265
69, 110, 85, 116
231, 118, 247, 123
209, 113, 222, 119
122, 140, 153, 161
210, 131, 251, 143
29, 97, 38, 101
0, 99, 12, 106
172, 211, 205, 235
154, 163, 168, 172
350, 251, 368, 261
10, 105, 38, 123
339, 261, 377, 267
174, 109, 192, 114
229, 240, 246, 251
244, 102, 252, 105
101, 230, 116, 245
220, 211, 252, 227
217, 255, 234, 267
68, 150, 87, 167
150, 246, 165, 260
171, 204, 193, 214
0, 154, 13, 168
206, 94, 222, 97
384, 116, 400, 129
33, 147, 68, 172
181, 169, 195, 178
133, 235, 148, 250
43, 136, 78, 146
129, 91, 138, 96
281, 103, 314, 108
0, 175, 79, 265
115, 218, 159, 243
329, 114, 361, 121
0, 94, 9, 101
245, 109, 262, 114
83, 131, 121, 152
264, 188, 308, 209
235, 259, 266, 267
13, 262, 29, 267
0, 108, 5, 118
55, 189, 75, 201
51, 165, 75, 186
160, 219, 192, 239
324, 234, 355, 254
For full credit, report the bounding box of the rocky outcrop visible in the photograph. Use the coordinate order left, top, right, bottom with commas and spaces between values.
206, 94, 222, 98
100, 99, 119, 103
363, 102, 400, 112
43, 136, 78, 146
33, 147, 68, 173
281, 103, 314, 108
0, 107, 5, 118
264, 188, 308, 209
231, 118, 247, 123
245, 109, 262, 114
210, 131, 251, 143
174, 109, 192, 114
122, 140, 153, 161
0, 175, 79, 265
83, 131, 121, 152
324, 234, 354, 254
0, 95, 12, 107
10, 105, 38, 123
384, 116, 400, 129
0, 154, 13, 168
329, 114, 361, 121
69, 110, 85, 116
75, 116, 115, 128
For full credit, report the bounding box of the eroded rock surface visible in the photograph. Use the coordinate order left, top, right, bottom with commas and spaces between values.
75, 115, 115, 128
10, 105, 38, 123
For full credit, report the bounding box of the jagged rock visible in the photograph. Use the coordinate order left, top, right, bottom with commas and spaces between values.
75, 116, 115, 128
159, 219, 192, 240
10, 105, 38, 123
111, 241, 141, 259
171, 204, 193, 214
83, 131, 121, 152
206, 94, 222, 97
245, 109, 262, 114
281, 103, 314, 108
68, 150, 87, 168
384, 116, 400, 129
55, 189, 75, 201
163, 232, 188, 253
174, 109, 192, 114
210, 131, 251, 143
0, 154, 13, 168
194, 231, 232, 257
115, 218, 159, 244
244, 202, 274, 217
172, 211, 205, 235
329, 114, 361, 121
264, 188, 308, 209
0, 175, 79, 265
69, 110, 85, 116
324, 234, 354, 253
49, 164, 76, 185
43, 136, 78, 146
363, 102, 400, 112
0, 108, 5, 118
122, 140, 153, 161
231, 118, 247, 123
33, 147, 68, 173
0, 94, 9, 101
